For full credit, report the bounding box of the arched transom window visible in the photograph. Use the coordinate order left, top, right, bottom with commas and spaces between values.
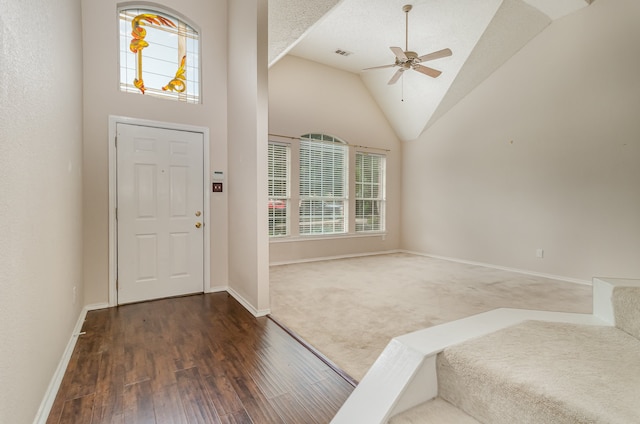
119, 6, 200, 103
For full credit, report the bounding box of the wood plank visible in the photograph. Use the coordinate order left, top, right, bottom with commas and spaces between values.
46, 293, 354, 424
218, 408, 254, 424
56, 394, 96, 424
91, 390, 124, 424
225, 360, 286, 424
175, 367, 221, 423
152, 384, 188, 424
203, 374, 245, 416
123, 380, 155, 424
269, 392, 321, 424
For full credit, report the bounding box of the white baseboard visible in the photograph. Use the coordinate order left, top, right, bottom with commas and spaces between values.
270, 249, 402, 267
402, 250, 591, 286
206, 285, 228, 293
86, 302, 110, 311
227, 287, 271, 317
33, 303, 101, 424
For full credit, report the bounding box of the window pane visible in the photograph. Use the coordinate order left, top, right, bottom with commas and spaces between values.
268, 199, 288, 237
356, 152, 385, 232
268, 143, 290, 237
299, 135, 348, 235
299, 200, 345, 235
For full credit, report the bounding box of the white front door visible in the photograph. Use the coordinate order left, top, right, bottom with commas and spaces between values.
116, 123, 204, 304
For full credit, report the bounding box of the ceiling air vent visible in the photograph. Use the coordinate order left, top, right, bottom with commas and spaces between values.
334, 49, 353, 57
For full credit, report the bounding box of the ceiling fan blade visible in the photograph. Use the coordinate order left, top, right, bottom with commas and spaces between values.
388, 69, 405, 85
363, 63, 396, 71
413, 64, 442, 78
418, 48, 452, 62
390, 46, 408, 62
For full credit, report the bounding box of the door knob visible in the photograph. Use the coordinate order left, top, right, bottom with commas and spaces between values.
195, 222, 202, 228
195, 211, 202, 217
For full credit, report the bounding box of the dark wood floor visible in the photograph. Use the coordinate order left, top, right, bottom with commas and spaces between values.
46, 293, 354, 424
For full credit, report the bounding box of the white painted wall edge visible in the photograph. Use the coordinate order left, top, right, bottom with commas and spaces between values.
270, 249, 402, 267
227, 287, 271, 317
402, 250, 592, 286
592, 277, 640, 324
32, 302, 109, 424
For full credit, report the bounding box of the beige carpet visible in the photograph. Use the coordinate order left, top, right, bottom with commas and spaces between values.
269, 252, 592, 381
437, 320, 640, 423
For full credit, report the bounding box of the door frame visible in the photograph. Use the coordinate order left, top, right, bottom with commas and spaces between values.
108, 116, 211, 307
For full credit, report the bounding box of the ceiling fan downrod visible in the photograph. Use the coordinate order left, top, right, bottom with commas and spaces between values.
403, 4, 412, 52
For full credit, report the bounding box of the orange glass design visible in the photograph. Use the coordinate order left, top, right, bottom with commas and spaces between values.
129, 13, 186, 94
163, 55, 187, 93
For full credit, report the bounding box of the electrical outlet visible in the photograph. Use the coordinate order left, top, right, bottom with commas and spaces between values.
73, 286, 77, 305
536, 249, 544, 259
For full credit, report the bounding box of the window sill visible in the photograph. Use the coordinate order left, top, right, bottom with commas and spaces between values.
269, 232, 387, 243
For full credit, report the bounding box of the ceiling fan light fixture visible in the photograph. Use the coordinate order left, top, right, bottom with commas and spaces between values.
362, 3, 452, 85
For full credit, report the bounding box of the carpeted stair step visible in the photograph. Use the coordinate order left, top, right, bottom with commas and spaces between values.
436, 320, 640, 424
612, 284, 640, 339
388, 397, 480, 424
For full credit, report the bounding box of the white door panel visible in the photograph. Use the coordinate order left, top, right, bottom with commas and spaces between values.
117, 123, 204, 304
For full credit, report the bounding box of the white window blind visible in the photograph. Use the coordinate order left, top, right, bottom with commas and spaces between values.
299, 134, 348, 235
356, 152, 385, 232
268, 142, 290, 237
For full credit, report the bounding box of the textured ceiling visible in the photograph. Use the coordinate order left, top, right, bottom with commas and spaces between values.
268, 0, 343, 65
269, 0, 593, 141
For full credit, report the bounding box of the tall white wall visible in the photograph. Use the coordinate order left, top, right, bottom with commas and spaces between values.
227, 0, 270, 314
0, 0, 84, 422
402, 0, 640, 281
81, 0, 229, 304
269, 55, 402, 263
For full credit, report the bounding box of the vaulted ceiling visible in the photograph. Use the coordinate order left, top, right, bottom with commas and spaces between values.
268, 0, 594, 142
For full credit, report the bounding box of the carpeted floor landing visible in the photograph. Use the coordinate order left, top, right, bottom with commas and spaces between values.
269, 252, 592, 381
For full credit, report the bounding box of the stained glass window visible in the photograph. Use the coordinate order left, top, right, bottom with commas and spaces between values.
119, 7, 200, 103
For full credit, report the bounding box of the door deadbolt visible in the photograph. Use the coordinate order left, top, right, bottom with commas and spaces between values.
195, 211, 202, 217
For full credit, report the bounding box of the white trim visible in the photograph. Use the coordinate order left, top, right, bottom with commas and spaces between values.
402, 250, 592, 286
269, 249, 402, 267
86, 302, 110, 311
33, 304, 93, 424
206, 285, 228, 294
269, 231, 388, 244
108, 116, 211, 306
227, 287, 271, 317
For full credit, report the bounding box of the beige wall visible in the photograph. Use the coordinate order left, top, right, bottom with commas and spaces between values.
402, 0, 640, 281
0, 0, 84, 422
227, 0, 270, 314
268, 55, 402, 263
81, 0, 229, 304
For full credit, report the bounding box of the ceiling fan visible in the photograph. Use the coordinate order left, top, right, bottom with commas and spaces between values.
363, 4, 452, 85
